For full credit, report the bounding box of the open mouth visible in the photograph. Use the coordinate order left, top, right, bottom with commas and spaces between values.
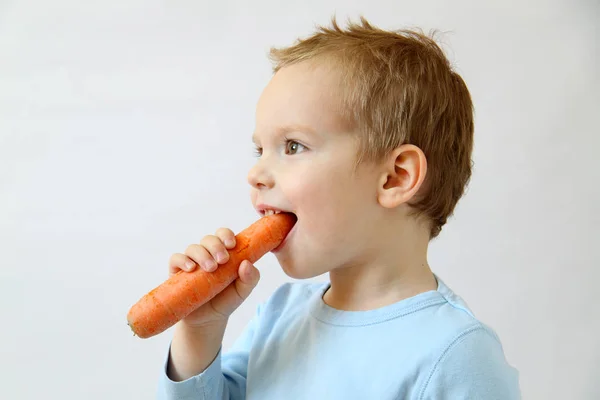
260, 210, 297, 253
272, 219, 297, 253
259, 207, 294, 217
262, 209, 284, 217
256, 206, 298, 252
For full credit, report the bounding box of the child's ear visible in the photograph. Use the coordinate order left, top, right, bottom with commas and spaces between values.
377, 144, 427, 209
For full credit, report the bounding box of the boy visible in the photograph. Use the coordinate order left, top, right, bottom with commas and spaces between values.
158, 17, 520, 399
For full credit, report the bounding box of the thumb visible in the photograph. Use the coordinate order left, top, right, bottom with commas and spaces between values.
209, 260, 260, 317
236, 260, 261, 296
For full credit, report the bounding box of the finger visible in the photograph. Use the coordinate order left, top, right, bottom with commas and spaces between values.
237, 260, 260, 287
185, 244, 217, 272
215, 227, 236, 249
168, 253, 197, 275
210, 260, 260, 317
200, 235, 230, 265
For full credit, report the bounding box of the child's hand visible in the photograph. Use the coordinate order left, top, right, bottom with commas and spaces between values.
168, 228, 260, 328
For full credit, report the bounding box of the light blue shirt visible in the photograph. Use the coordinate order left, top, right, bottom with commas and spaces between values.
157, 276, 520, 399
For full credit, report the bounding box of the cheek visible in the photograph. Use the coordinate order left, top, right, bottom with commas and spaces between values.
289, 170, 357, 238
286, 169, 335, 215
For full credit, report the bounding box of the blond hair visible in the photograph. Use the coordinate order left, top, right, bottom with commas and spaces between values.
268, 16, 474, 238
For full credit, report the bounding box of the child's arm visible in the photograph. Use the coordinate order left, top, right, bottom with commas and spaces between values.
418, 326, 521, 399
166, 320, 227, 381
157, 228, 261, 398
157, 305, 261, 400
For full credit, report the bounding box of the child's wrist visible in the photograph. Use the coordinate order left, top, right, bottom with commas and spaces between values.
168, 321, 226, 381
179, 318, 228, 334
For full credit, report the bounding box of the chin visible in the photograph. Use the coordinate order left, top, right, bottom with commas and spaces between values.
276, 255, 321, 280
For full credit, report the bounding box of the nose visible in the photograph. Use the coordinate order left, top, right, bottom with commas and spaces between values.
247, 158, 275, 189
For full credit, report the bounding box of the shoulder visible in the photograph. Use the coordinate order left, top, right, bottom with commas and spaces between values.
418, 325, 521, 399
417, 277, 521, 399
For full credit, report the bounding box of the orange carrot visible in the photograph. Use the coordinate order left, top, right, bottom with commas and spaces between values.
126, 212, 296, 339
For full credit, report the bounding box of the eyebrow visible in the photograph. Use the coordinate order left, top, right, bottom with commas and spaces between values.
252, 124, 317, 144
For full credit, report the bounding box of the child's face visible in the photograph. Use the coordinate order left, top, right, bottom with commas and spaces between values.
249, 61, 383, 279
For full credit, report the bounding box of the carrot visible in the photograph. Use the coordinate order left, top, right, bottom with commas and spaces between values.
126, 212, 296, 339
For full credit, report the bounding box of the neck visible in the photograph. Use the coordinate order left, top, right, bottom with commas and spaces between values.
323, 216, 437, 311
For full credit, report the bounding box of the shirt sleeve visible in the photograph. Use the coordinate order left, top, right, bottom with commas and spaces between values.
419, 326, 521, 400
156, 305, 262, 400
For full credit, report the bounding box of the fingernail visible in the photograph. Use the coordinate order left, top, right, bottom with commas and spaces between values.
203, 260, 217, 271
216, 251, 227, 263
185, 260, 195, 270
225, 239, 235, 247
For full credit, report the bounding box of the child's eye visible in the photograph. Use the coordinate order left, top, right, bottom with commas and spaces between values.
285, 140, 307, 155
253, 140, 306, 157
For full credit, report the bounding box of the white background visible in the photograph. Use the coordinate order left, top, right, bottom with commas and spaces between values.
1, 0, 598, 399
